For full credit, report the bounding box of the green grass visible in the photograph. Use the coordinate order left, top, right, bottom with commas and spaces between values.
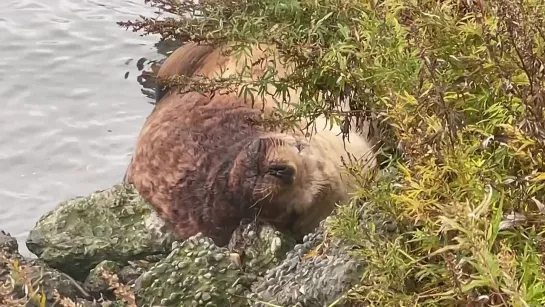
120, 0, 545, 305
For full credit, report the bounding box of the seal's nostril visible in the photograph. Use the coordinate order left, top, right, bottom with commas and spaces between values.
268, 164, 296, 185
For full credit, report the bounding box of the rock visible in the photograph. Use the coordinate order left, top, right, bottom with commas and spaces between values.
1, 230, 97, 307
118, 259, 157, 286
83, 260, 122, 297
25, 183, 178, 280
83, 258, 158, 300
228, 221, 297, 276
17, 180, 391, 307
249, 218, 366, 307
134, 222, 293, 307
1, 230, 18, 254
134, 233, 250, 306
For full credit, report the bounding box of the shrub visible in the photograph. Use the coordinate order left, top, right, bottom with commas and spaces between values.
120, 0, 545, 305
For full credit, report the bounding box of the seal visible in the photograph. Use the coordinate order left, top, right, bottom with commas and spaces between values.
124, 42, 377, 246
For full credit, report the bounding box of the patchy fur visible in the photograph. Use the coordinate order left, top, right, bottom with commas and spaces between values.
125, 42, 377, 246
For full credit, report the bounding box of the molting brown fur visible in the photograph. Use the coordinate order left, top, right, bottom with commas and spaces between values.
125, 42, 377, 246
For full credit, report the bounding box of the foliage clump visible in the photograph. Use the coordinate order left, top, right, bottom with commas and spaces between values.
120, 0, 545, 305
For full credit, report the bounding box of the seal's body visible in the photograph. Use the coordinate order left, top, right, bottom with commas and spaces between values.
125, 42, 376, 246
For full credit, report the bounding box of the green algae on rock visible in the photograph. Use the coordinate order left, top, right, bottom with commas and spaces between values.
135, 223, 295, 307
25, 183, 178, 280
249, 218, 366, 307
134, 233, 254, 307
117, 258, 158, 286
228, 221, 297, 277
83, 258, 158, 300
83, 260, 122, 297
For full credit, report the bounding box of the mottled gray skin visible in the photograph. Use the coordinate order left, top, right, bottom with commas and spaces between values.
26, 183, 177, 280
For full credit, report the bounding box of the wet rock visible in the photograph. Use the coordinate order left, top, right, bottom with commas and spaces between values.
25, 183, 178, 280
249, 218, 367, 307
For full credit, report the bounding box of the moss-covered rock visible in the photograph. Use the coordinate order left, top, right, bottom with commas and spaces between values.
118, 259, 157, 286
134, 223, 295, 307
1, 230, 97, 307
25, 183, 177, 280
83, 260, 123, 296
249, 218, 366, 307
8, 182, 380, 307
83, 258, 159, 301
228, 221, 297, 276
16, 177, 377, 307
14, 177, 379, 307
134, 233, 253, 307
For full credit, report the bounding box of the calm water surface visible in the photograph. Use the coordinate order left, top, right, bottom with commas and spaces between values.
0, 0, 165, 256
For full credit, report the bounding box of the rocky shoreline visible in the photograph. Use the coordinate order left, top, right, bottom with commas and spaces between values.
1, 183, 370, 307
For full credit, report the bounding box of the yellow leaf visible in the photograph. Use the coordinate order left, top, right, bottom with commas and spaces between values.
512, 72, 530, 86
304, 248, 321, 259
40, 289, 47, 307
531, 173, 545, 182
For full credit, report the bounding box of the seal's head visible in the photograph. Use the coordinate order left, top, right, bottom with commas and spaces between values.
230, 132, 351, 240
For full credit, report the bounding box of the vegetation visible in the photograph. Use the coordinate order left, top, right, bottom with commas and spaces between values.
1, 248, 135, 307
119, 0, 545, 305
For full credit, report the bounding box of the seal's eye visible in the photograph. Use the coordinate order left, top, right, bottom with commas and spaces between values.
267, 164, 296, 185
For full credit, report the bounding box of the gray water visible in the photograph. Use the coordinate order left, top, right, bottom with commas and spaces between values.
0, 0, 166, 257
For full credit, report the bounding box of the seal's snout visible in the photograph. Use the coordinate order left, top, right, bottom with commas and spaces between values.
266, 164, 296, 185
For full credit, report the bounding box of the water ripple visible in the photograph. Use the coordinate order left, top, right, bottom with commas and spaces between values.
0, 0, 161, 256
